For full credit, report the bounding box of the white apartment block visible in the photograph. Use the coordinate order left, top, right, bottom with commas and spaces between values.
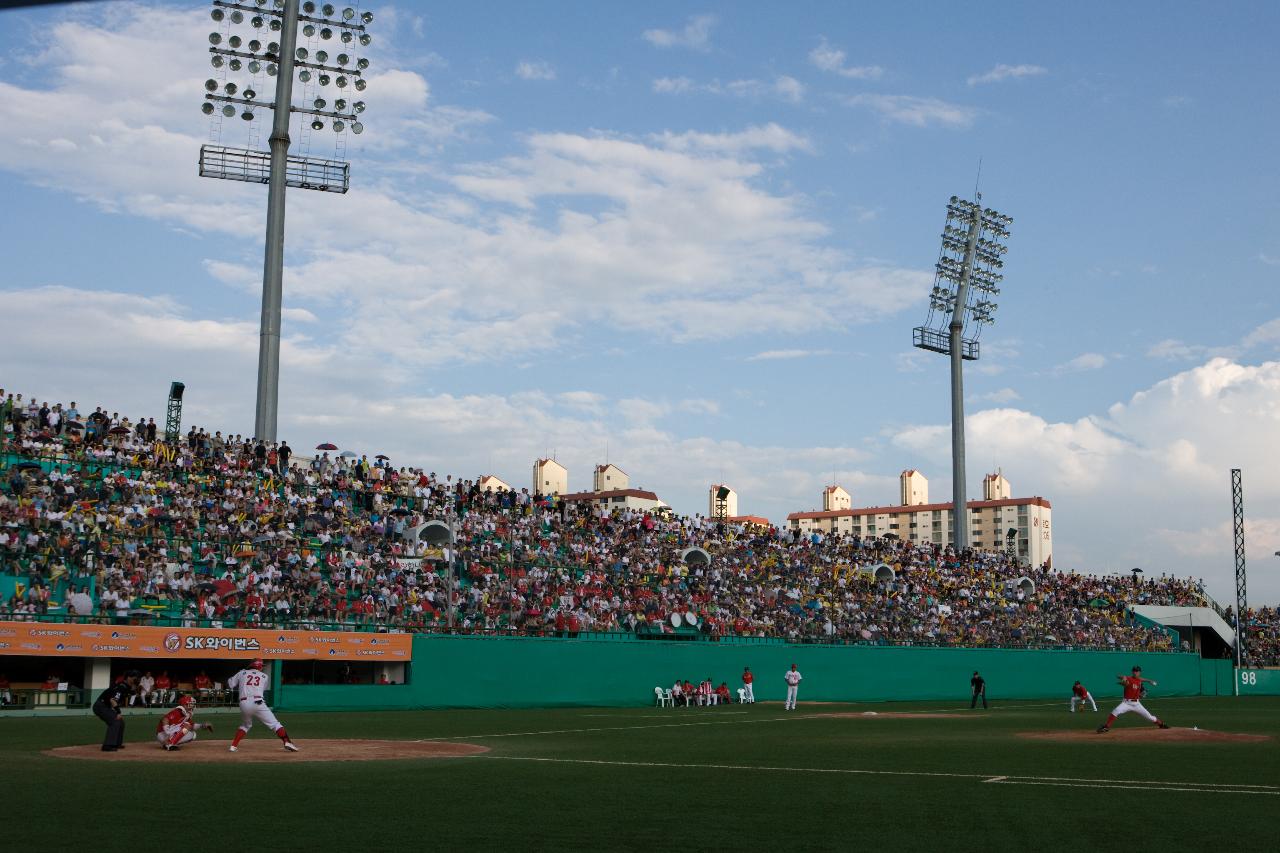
532, 458, 568, 496
787, 471, 1052, 568
593, 463, 629, 492
478, 474, 511, 493
562, 488, 667, 514
822, 485, 851, 511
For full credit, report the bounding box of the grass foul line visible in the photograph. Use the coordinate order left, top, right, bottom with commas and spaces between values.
478, 755, 1280, 795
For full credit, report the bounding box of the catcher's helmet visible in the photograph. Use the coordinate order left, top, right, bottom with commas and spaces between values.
178, 694, 195, 708
250, 658, 265, 670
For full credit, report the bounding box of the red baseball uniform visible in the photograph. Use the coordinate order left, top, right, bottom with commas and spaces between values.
156, 705, 191, 734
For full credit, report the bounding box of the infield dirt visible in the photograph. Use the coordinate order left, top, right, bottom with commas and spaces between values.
45, 738, 489, 762
1018, 727, 1270, 743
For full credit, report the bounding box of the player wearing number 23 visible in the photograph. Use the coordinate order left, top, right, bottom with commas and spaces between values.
227, 659, 299, 752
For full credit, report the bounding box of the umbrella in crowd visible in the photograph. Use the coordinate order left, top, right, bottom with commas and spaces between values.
338, 450, 357, 458
108, 426, 130, 436
64, 421, 84, 431
315, 443, 338, 450
375, 454, 390, 460
13, 461, 42, 471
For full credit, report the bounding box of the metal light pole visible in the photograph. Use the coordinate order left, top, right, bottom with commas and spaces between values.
913, 195, 1012, 550
1231, 469, 1246, 669
199, 1, 375, 441
255, 0, 300, 443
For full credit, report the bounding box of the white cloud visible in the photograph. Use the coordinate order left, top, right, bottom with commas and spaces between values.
652, 76, 694, 94
845, 94, 977, 128
891, 357, 1280, 602
966, 64, 1048, 86
1259, 253, 1280, 266
1148, 339, 1209, 361
808, 39, 884, 80
727, 75, 805, 103
975, 387, 1021, 404
746, 349, 834, 361
653, 123, 812, 155
0, 6, 930, 370
281, 307, 319, 324
643, 14, 716, 51
1058, 352, 1108, 371
557, 390, 607, 414
515, 60, 556, 81
1244, 318, 1280, 350
653, 75, 807, 104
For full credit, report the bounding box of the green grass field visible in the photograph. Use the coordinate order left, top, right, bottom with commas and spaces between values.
5, 697, 1278, 852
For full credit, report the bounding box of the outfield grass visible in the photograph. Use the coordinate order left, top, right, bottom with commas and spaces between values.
4, 696, 1278, 852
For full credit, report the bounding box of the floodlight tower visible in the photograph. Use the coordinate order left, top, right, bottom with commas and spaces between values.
912, 195, 1012, 550
198, 0, 374, 441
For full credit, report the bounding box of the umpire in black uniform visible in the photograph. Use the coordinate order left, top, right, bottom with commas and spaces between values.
93, 670, 140, 751
970, 671, 988, 709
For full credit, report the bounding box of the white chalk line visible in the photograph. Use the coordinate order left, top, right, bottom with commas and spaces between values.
476, 755, 1280, 795
418, 715, 801, 741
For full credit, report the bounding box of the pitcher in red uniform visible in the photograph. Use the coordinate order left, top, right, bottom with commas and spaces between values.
1096, 666, 1170, 733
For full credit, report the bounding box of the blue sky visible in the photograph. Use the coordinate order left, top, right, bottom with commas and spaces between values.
1, 1, 1278, 602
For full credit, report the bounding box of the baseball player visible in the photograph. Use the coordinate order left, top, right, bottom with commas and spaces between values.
227, 659, 299, 752
741, 667, 755, 704
1069, 680, 1097, 713
155, 695, 214, 750
783, 663, 802, 710
1096, 666, 1170, 733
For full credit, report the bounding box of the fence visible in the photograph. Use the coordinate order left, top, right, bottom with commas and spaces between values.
277, 632, 1217, 711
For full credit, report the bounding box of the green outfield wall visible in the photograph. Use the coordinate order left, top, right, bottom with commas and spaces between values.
277, 635, 1227, 711
1237, 667, 1280, 696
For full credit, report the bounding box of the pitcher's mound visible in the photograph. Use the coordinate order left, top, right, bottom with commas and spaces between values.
1019, 728, 1270, 744
46, 739, 489, 763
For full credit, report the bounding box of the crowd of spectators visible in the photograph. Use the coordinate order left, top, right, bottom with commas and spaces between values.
0, 387, 1245, 658
1235, 607, 1280, 668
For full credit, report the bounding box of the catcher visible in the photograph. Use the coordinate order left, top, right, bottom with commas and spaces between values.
155, 695, 214, 751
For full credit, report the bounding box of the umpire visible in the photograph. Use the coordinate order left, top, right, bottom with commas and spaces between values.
93, 670, 140, 751
970, 671, 988, 709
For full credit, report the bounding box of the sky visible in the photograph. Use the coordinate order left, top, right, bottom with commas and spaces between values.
1, 1, 1278, 603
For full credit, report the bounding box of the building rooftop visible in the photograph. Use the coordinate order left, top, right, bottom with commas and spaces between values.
787, 496, 1051, 521
561, 488, 661, 502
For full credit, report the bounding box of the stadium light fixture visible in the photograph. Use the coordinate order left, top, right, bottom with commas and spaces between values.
197, 0, 374, 442
912, 192, 1013, 551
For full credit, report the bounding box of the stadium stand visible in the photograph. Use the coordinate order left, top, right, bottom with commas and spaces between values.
0, 390, 1248, 658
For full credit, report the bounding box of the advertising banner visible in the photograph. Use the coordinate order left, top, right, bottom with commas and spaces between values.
0, 621, 412, 661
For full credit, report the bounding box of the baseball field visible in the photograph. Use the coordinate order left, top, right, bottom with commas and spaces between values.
6, 696, 1280, 851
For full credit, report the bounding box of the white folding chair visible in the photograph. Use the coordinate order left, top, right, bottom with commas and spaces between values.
737, 688, 747, 704
655, 686, 673, 708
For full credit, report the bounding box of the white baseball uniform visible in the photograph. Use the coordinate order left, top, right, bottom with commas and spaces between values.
784, 669, 802, 710
1070, 690, 1097, 712
1107, 698, 1159, 723
227, 667, 285, 733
